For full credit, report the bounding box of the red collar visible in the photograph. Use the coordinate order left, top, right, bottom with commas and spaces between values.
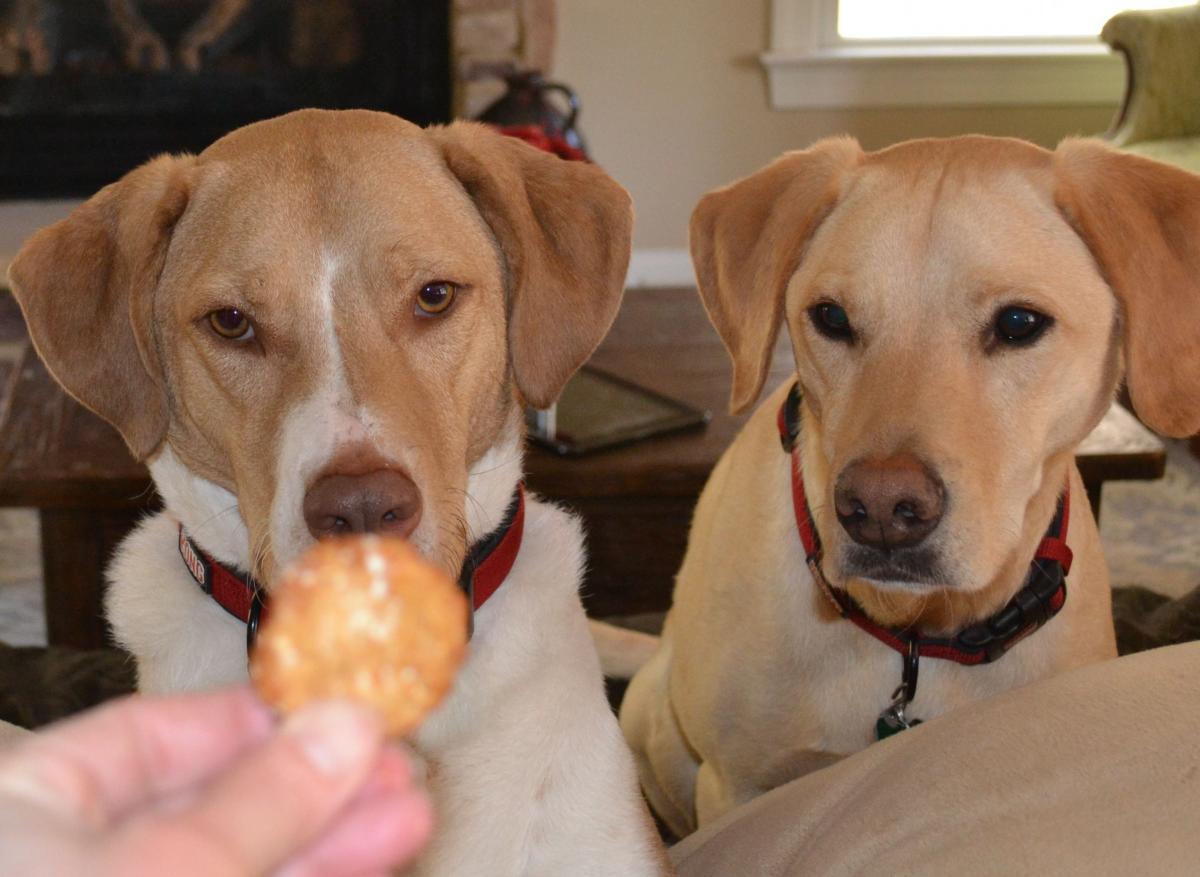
179, 482, 526, 650
777, 384, 1072, 668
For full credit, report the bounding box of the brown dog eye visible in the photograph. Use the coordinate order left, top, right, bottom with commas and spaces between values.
207, 308, 254, 341
415, 281, 457, 317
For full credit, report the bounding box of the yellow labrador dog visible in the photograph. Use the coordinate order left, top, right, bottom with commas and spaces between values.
620, 136, 1200, 838
10, 110, 671, 876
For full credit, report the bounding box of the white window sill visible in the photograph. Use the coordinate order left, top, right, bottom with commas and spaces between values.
761, 42, 1126, 109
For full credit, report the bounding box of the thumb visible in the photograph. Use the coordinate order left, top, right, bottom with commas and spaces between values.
112, 700, 385, 876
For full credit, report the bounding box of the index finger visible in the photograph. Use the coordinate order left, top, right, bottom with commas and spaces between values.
0, 686, 274, 827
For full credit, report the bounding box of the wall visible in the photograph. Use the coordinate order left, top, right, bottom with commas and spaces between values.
555, 0, 1120, 277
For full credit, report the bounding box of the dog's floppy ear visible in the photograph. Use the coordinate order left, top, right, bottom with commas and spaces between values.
690, 138, 862, 414
1055, 139, 1200, 437
7, 154, 194, 460
434, 122, 633, 408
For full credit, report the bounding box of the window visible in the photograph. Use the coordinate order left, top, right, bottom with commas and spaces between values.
837, 0, 1168, 40
761, 0, 1159, 108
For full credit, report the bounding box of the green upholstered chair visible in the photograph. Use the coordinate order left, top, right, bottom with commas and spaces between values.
1102, 3, 1200, 174
1102, 3, 1200, 456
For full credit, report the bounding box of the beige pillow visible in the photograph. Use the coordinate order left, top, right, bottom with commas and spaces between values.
673, 642, 1200, 876
0, 720, 30, 749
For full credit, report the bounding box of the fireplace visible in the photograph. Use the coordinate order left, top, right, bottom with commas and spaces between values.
0, 1, 451, 198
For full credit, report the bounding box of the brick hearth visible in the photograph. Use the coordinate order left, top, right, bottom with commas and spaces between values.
453, 0, 557, 117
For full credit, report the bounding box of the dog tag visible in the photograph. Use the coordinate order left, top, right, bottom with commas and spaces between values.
875, 693, 922, 741
875, 640, 924, 740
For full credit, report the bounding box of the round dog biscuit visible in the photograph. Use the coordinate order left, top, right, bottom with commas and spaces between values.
251, 536, 468, 736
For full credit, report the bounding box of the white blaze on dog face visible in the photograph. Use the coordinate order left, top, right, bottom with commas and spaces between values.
153, 112, 511, 584
786, 140, 1119, 599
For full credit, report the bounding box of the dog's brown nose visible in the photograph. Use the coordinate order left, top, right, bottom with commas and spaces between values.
834, 454, 944, 549
303, 469, 422, 540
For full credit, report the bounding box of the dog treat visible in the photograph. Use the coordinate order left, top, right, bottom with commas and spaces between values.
251, 536, 468, 736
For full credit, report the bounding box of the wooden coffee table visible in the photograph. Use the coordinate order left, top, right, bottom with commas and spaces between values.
0, 288, 1167, 648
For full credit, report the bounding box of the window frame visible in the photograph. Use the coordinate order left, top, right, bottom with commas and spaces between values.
761, 0, 1128, 109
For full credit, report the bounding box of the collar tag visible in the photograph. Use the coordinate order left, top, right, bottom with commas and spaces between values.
178, 528, 211, 592
876, 643, 924, 740
876, 697, 923, 740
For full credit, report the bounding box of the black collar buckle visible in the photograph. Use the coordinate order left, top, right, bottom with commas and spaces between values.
247, 588, 266, 653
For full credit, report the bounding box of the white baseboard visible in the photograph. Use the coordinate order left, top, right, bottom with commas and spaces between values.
626, 248, 694, 289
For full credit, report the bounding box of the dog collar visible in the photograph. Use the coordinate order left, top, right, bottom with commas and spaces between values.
777, 383, 1072, 736
178, 482, 527, 652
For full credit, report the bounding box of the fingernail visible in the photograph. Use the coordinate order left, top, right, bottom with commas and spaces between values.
282, 700, 382, 776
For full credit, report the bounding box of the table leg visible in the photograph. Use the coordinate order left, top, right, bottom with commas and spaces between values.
562, 494, 691, 618
40, 508, 141, 649
1085, 481, 1103, 524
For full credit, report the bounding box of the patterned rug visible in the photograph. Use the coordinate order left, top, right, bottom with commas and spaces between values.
1097, 440, 1200, 598
0, 507, 44, 647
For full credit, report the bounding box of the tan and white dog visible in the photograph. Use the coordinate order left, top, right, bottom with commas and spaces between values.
9, 109, 671, 876
619, 136, 1200, 838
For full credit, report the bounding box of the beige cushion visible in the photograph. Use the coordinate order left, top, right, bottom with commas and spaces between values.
673, 643, 1200, 876
0, 720, 30, 749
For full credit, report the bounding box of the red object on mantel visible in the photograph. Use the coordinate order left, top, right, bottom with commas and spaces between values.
475, 69, 590, 158
492, 123, 588, 162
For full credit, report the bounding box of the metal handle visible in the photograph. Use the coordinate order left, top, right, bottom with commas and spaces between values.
540, 81, 580, 129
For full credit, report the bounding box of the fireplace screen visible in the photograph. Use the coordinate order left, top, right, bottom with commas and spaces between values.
0, 0, 450, 198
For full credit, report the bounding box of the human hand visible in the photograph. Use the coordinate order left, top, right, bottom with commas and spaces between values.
0, 686, 431, 876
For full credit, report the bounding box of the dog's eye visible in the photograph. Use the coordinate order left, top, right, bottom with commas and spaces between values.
207, 308, 255, 341
808, 302, 854, 341
994, 306, 1050, 346
415, 281, 457, 317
